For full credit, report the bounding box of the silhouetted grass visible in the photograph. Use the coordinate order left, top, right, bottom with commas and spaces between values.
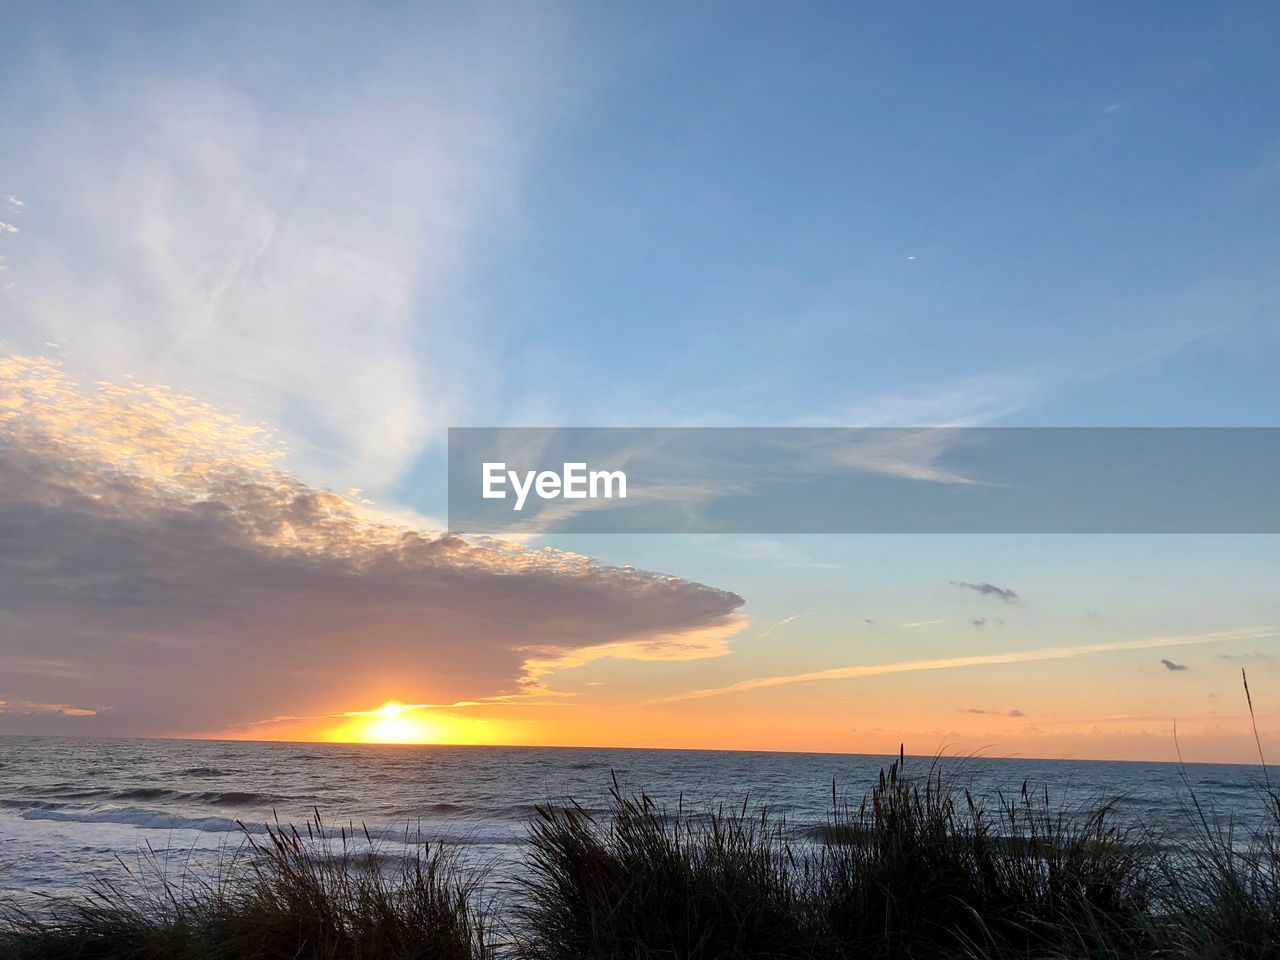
514, 775, 813, 959
512, 756, 1152, 960
1150, 671, 1280, 960
0, 814, 493, 960
1157, 802, 1280, 960
809, 752, 1151, 959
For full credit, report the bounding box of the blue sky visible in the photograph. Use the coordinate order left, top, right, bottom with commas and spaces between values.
463, 1, 1280, 428
403, 0, 1280, 519
1, 1, 1278, 756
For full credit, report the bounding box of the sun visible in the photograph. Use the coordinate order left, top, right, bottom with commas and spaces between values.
340, 701, 447, 744
315, 699, 512, 745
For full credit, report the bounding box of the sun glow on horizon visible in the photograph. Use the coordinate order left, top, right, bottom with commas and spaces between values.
355, 701, 444, 744
317, 700, 510, 745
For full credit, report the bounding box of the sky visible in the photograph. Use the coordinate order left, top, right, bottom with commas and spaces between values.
1, 1, 1279, 762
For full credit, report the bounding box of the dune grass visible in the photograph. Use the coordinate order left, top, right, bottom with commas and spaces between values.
0, 814, 493, 960
811, 754, 1152, 959
512, 756, 1154, 960
515, 777, 811, 960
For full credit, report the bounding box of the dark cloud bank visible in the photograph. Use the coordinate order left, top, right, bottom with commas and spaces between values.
0, 357, 744, 736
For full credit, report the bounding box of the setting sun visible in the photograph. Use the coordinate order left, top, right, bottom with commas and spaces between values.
327, 701, 446, 744
356, 702, 444, 744
310, 701, 511, 745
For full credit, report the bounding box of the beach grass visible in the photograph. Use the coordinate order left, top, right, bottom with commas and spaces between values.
5, 754, 1280, 958
0, 814, 493, 960
514, 775, 810, 959
511, 755, 1155, 960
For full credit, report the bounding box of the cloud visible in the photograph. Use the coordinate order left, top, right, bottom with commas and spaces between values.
0, 8, 569, 493
952, 581, 1020, 603
758, 612, 802, 639
0, 657, 85, 679
706, 539, 839, 570
795, 429, 990, 485
1161, 659, 1190, 672
518, 615, 749, 697
971, 618, 987, 628
961, 708, 1024, 718
829, 368, 1048, 429
901, 618, 945, 628
0, 356, 744, 736
654, 626, 1278, 703
0, 221, 18, 234
0, 698, 97, 717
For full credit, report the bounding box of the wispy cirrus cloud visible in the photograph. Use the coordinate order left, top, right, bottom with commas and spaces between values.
827, 367, 1050, 429
652, 627, 1279, 703
0, 7, 570, 493
793, 428, 992, 485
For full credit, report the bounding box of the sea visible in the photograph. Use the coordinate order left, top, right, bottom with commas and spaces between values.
1, 736, 1274, 904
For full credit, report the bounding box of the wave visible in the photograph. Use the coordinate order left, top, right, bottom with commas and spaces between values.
11, 785, 292, 807
1, 799, 67, 811
9, 786, 114, 801
5, 788, 527, 822
20, 805, 257, 834
113, 788, 175, 801
199, 791, 275, 806
109, 788, 285, 806
14, 805, 524, 846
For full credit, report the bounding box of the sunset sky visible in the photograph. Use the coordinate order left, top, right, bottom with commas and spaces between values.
2, 2, 1279, 762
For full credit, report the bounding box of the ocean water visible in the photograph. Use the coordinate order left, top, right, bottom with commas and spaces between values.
0, 736, 1273, 902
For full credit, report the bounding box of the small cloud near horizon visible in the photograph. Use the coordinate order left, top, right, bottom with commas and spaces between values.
0, 697, 98, 717
961, 708, 1025, 718
952, 581, 1019, 603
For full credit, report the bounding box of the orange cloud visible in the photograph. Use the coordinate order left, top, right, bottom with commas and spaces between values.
517, 613, 750, 696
